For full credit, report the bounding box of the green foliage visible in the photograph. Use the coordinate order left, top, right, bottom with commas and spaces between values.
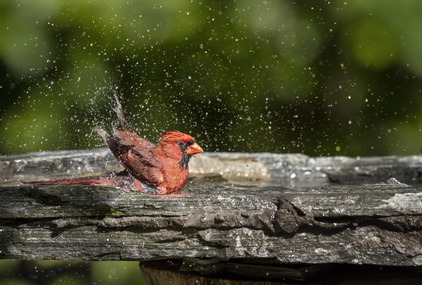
0, 260, 145, 285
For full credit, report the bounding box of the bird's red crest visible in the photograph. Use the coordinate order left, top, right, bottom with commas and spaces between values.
160, 130, 195, 143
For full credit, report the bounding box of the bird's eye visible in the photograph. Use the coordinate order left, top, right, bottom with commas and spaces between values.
177, 141, 185, 146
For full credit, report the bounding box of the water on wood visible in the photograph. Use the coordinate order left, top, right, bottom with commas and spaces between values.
1, 150, 422, 284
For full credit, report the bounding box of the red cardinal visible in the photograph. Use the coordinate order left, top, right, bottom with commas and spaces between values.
28, 98, 203, 195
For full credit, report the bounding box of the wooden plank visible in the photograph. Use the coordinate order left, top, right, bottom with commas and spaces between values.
1, 150, 421, 267
0, 183, 421, 265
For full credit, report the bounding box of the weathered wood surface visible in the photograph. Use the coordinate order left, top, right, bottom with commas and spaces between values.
3, 149, 422, 185
0, 150, 422, 268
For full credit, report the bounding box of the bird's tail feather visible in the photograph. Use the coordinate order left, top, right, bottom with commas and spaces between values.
113, 94, 133, 131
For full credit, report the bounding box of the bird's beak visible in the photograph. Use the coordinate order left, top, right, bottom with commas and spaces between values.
186, 142, 204, 155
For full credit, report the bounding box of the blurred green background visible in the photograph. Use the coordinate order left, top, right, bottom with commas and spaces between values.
1, 0, 422, 156
1, 1, 422, 283
0, 260, 145, 285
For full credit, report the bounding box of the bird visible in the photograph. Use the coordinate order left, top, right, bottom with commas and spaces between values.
27, 97, 204, 195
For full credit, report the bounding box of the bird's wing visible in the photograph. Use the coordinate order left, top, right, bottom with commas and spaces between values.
113, 129, 155, 150
96, 127, 166, 188
110, 129, 165, 188
123, 148, 166, 188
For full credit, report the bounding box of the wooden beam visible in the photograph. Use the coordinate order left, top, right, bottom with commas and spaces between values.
0, 150, 421, 267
